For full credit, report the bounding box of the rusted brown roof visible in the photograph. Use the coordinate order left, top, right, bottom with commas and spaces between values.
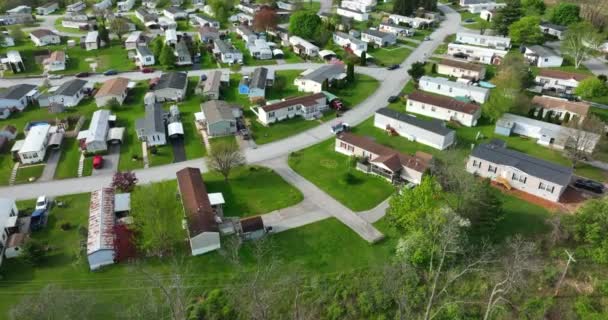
240, 216, 265, 233
176, 167, 218, 236
537, 69, 591, 82
439, 58, 485, 72
96, 77, 129, 97
30, 29, 57, 38
1, 125, 17, 135
45, 50, 65, 63
532, 95, 590, 116
262, 93, 326, 112
408, 90, 480, 115
337, 132, 431, 173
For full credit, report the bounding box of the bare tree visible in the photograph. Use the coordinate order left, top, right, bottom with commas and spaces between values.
383, 262, 416, 320
554, 250, 576, 297
218, 234, 242, 266
580, 0, 608, 31
10, 285, 97, 320
565, 114, 605, 167
207, 140, 246, 182
561, 22, 602, 69
109, 17, 131, 40
483, 235, 539, 320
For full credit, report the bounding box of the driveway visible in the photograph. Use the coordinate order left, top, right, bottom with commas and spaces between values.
171, 136, 186, 163
38, 149, 61, 182
92, 144, 120, 176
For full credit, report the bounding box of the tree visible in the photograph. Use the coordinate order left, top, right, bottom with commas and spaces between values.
9, 26, 24, 43
289, 11, 322, 41
19, 239, 48, 266
109, 17, 130, 40
253, 6, 278, 32
393, 0, 415, 16
360, 51, 367, 66
580, 0, 608, 32
346, 62, 355, 83
130, 181, 184, 257
522, 0, 545, 15
407, 61, 426, 82
562, 22, 602, 69
159, 43, 176, 68
483, 236, 539, 320
565, 114, 605, 167
492, 0, 523, 36
479, 19, 491, 35
482, 54, 531, 121
206, 140, 245, 182
98, 23, 110, 46
574, 77, 608, 98
208, 0, 234, 22
509, 16, 544, 44
190, 289, 237, 320
549, 2, 581, 26
151, 36, 164, 59
112, 171, 138, 192
573, 196, 608, 263
9, 285, 98, 320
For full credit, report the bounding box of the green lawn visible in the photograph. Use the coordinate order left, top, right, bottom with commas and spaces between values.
459, 11, 487, 30
6, 38, 135, 77
368, 45, 412, 67
14, 164, 45, 184
203, 166, 304, 217
53, 18, 87, 34
54, 138, 86, 179
288, 139, 396, 211
590, 106, 608, 121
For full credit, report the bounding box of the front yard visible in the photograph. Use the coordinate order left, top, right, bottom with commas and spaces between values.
367, 45, 413, 67
14, 164, 45, 184
288, 139, 396, 211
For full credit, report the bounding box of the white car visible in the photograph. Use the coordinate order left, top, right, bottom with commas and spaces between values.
47, 74, 63, 80
35, 196, 49, 211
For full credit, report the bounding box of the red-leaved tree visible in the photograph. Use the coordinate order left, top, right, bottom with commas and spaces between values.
253, 6, 278, 32
112, 171, 139, 193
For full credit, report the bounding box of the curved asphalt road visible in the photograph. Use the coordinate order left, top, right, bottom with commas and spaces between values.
0, 4, 460, 200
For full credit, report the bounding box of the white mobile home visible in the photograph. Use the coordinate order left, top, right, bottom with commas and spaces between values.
18, 124, 50, 164
374, 108, 455, 150
418, 76, 490, 104
535, 70, 590, 93
87, 188, 116, 270
289, 36, 319, 57
436, 58, 486, 80
523, 45, 563, 68
467, 2, 506, 13
337, 7, 369, 21
455, 32, 511, 49
406, 90, 481, 127
294, 64, 346, 93
447, 43, 508, 65
254, 92, 328, 125
48, 79, 88, 107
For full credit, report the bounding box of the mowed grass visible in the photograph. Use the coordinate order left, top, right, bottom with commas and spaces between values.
368, 45, 412, 66
288, 139, 395, 211
14, 164, 45, 184
54, 138, 86, 179
203, 166, 304, 217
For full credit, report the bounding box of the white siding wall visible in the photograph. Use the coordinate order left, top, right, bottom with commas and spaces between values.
406, 99, 480, 127
373, 113, 455, 150
436, 63, 484, 80
419, 78, 489, 103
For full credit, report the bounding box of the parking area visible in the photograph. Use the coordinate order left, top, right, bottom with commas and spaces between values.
171, 136, 186, 163
38, 149, 62, 182
92, 144, 120, 176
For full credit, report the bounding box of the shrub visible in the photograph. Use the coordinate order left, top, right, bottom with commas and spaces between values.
60, 222, 72, 230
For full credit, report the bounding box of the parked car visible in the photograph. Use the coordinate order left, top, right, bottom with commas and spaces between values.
200, 74, 208, 81
453, 52, 467, 59
93, 155, 104, 169
30, 209, 47, 231
47, 74, 62, 79
574, 179, 604, 194
388, 96, 399, 103
35, 196, 49, 211
387, 64, 400, 70
331, 122, 350, 134
464, 18, 474, 23
103, 69, 118, 76
141, 67, 155, 73
75, 72, 90, 78
239, 128, 251, 140
424, 36, 431, 41
330, 99, 344, 110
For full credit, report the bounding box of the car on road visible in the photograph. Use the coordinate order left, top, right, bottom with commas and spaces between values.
141, 67, 155, 73
75, 72, 90, 78
47, 74, 62, 79
331, 122, 350, 134
387, 64, 400, 70
388, 96, 399, 103
35, 196, 49, 211
93, 155, 104, 169
574, 179, 604, 194
239, 128, 251, 140
464, 18, 474, 23
424, 36, 431, 41
200, 74, 207, 81
103, 69, 118, 76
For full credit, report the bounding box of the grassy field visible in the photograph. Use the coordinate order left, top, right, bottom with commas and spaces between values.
6, 37, 135, 77
368, 45, 413, 67
204, 166, 304, 217
289, 139, 396, 211
54, 18, 87, 34
54, 138, 86, 179
14, 164, 45, 184
459, 11, 488, 30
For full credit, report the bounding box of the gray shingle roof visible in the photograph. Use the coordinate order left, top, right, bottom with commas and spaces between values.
540, 21, 567, 31
362, 29, 390, 39
471, 140, 573, 186
54, 79, 87, 96
136, 104, 165, 135
376, 108, 453, 136
156, 72, 187, 90
201, 100, 235, 124
0, 84, 36, 100
249, 67, 268, 90
301, 64, 345, 83
136, 45, 153, 56
526, 45, 559, 58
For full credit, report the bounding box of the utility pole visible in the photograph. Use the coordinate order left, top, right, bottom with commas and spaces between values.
554, 250, 576, 297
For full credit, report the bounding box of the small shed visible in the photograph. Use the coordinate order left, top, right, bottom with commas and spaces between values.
494, 118, 514, 136
107, 127, 125, 144
208, 192, 225, 217
238, 216, 267, 240
114, 192, 131, 215
48, 132, 64, 149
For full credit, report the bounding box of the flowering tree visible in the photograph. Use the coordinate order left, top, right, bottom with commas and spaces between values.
112, 171, 138, 192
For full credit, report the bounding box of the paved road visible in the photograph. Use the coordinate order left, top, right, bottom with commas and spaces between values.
171, 136, 187, 162
38, 149, 61, 182
0, 4, 460, 200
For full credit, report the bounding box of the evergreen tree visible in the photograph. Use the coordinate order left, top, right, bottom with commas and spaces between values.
493, 0, 523, 36
159, 44, 175, 68
151, 37, 164, 59
393, 0, 415, 17
360, 51, 367, 66
346, 62, 355, 83
98, 23, 110, 46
